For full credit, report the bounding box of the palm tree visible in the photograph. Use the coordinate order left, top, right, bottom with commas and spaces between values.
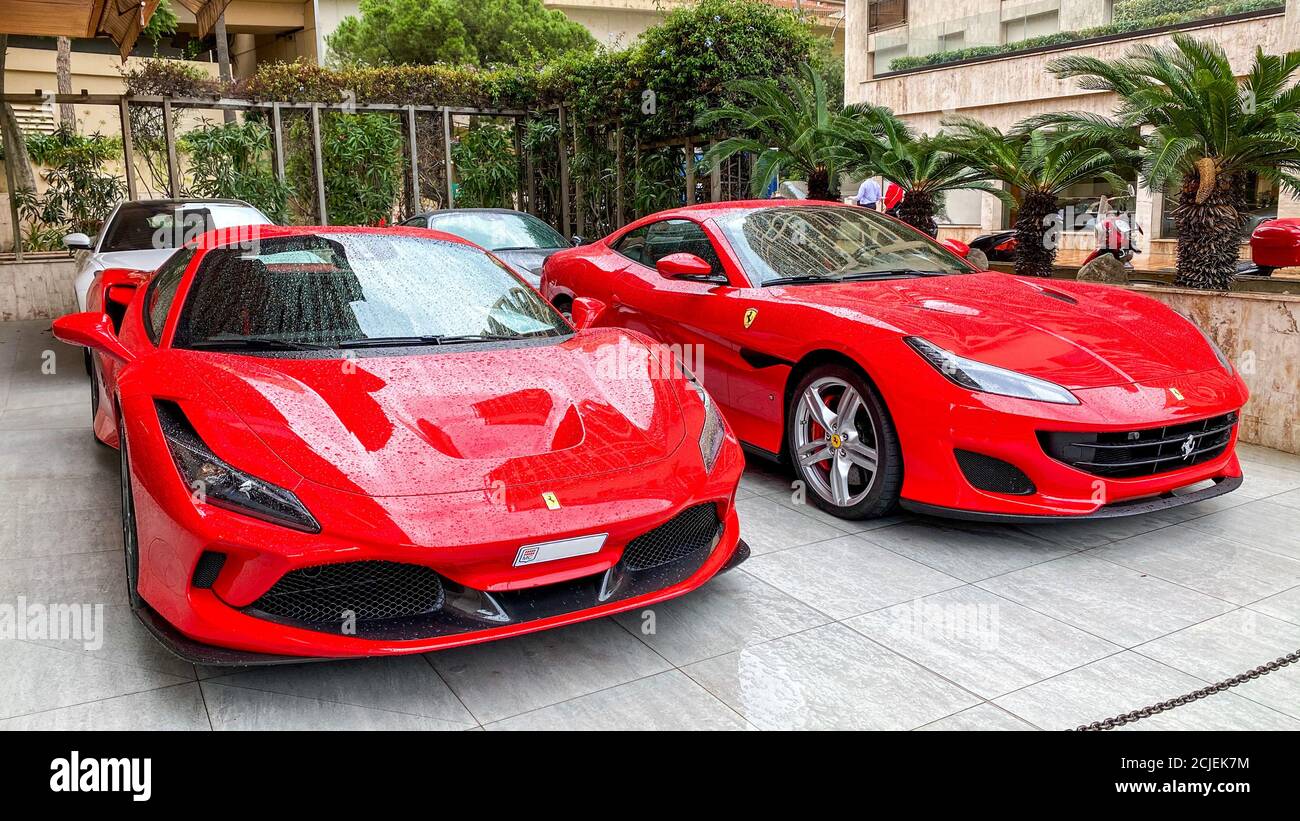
696, 64, 844, 201
1039, 35, 1300, 290
836, 107, 1009, 236
944, 118, 1133, 277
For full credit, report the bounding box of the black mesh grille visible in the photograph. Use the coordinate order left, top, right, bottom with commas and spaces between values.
954, 450, 1036, 495
621, 503, 723, 572
250, 561, 445, 624
191, 551, 227, 588
1039, 412, 1237, 479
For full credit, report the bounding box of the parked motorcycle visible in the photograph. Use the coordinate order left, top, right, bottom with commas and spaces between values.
1081, 209, 1143, 266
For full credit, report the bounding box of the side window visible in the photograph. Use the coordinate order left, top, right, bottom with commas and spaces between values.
643, 219, 724, 275
613, 225, 650, 264
400, 216, 428, 227
144, 248, 194, 344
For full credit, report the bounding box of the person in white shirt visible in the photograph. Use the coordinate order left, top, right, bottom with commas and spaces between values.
856, 178, 883, 209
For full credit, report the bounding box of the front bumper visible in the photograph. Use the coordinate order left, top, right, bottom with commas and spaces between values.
902, 475, 1241, 524
126, 406, 748, 663
135, 533, 750, 666
892, 367, 1249, 518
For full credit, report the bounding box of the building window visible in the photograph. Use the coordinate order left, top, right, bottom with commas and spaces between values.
1002, 10, 1059, 42
869, 0, 907, 32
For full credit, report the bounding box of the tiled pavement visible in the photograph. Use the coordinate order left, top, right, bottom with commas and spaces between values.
1, 319, 1299, 731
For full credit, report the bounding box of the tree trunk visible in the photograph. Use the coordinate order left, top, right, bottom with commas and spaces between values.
0, 36, 37, 193
56, 37, 76, 130
214, 14, 236, 124
806, 165, 835, 201
1171, 174, 1245, 290
896, 188, 938, 237
1013, 190, 1058, 278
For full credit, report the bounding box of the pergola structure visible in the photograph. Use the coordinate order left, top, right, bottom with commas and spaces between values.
0, 0, 231, 57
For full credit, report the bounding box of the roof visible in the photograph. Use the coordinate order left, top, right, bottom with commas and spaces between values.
620, 198, 854, 227
187, 224, 482, 253
0, 0, 230, 59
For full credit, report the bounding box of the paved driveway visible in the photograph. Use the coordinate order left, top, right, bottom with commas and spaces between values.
2, 319, 1298, 730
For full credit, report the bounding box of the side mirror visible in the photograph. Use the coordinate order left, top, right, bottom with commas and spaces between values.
656, 252, 721, 282
63, 232, 93, 251
51, 312, 135, 363
571, 235, 585, 247
569, 297, 606, 331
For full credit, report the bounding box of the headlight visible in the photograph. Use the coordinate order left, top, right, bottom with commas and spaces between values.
678, 363, 726, 472
155, 400, 320, 533
904, 337, 1080, 405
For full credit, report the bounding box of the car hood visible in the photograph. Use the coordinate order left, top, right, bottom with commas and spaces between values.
95, 249, 178, 273
783, 272, 1223, 390
188, 329, 686, 496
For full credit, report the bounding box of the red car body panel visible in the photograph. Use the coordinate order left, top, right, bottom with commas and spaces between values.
59, 225, 745, 661
542, 201, 1248, 519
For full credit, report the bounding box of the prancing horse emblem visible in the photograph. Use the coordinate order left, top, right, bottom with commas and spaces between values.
743, 308, 758, 329
1180, 434, 1197, 460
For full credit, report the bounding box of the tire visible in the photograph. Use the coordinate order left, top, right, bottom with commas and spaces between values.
118, 411, 144, 609
83, 348, 92, 376
89, 356, 101, 425
786, 364, 903, 520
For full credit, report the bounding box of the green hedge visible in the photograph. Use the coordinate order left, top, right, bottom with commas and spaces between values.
887, 0, 1282, 72
123, 0, 823, 145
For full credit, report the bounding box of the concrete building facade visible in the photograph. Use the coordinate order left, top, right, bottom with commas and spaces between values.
844, 0, 1296, 247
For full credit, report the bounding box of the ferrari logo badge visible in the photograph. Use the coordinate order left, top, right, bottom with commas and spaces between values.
542, 492, 561, 510
1169, 387, 1185, 401
1180, 434, 1197, 460
743, 308, 758, 329
829, 433, 844, 450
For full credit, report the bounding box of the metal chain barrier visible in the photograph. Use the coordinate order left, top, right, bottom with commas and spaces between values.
1072, 648, 1300, 730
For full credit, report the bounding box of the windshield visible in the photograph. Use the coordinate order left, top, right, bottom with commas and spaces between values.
427, 211, 568, 251
715, 206, 972, 284
100, 203, 272, 252
174, 233, 570, 351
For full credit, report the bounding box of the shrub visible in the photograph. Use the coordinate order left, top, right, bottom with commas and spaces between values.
183, 120, 292, 222
451, 122, 517, 208
14, 128, 125, 239
288, 112, 403, 225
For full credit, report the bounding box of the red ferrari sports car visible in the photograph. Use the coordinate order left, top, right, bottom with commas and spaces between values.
53, 225, 746, 663
542, 201, 1248, 522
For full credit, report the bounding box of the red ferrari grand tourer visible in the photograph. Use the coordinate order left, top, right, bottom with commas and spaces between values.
53, 225, 746, 663
541, 201, 1248, 522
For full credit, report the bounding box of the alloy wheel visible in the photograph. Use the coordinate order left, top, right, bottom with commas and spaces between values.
791, 376, 880, 508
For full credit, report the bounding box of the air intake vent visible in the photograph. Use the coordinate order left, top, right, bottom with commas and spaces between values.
250, 560, 445, 624
621, 503, 723, 571
1040, 288, 1077, 304
192, 551, 227, 588
1039, 412, 1237, 478
954, 450, 1036, 495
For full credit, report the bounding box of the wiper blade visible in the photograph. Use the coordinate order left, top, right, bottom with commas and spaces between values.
839, 269, 950, 280
761, 275, 836, 286
336, 333, 523, 349
837, 272, 951, 281
187, 337, 329, 351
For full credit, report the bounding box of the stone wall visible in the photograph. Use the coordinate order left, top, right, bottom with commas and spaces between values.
0, 256, 78, 322
1133, 285, 1300, 455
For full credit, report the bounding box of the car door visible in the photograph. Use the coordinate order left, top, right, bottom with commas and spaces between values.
605, 218, 750, 412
